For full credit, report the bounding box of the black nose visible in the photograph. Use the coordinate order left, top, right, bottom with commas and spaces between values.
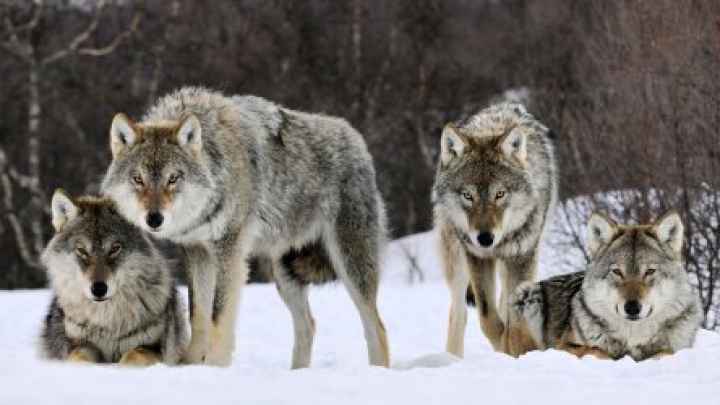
624, 300, 642, 317
90, 282, 108, 299
477, 231, 495, 247
146, 212, 164, 229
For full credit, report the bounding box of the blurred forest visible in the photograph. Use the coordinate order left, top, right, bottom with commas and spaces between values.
1, 0, 718, 324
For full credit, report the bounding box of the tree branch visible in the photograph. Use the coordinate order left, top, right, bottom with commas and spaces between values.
77, 13, 141, 57
0, 148, 41, 268
14, 0, 44, 33
41, 0, 110, 65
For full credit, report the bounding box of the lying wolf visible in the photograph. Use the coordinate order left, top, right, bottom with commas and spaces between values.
39, 190, 187, 366
512, 212, 702, 360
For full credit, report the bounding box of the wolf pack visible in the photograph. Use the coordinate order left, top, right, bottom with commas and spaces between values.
37, 87, 702, 368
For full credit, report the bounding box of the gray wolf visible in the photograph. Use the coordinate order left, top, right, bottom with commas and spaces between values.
433, 102, 557, 357
512, 212, 703, 360
101, 87, 389, 367
39, 190, 187, 366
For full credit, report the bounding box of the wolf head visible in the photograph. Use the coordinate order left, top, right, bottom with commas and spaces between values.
433, 106, 537, 252
100, 113, 215, 237
583, 211, 691, 323
41, 190, 161, 303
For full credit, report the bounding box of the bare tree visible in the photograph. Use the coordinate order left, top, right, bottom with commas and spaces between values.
0, 0, 139, 270
545, 0, 720, 328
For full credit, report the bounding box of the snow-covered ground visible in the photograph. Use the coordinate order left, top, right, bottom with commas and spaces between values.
1, 231, 719, 405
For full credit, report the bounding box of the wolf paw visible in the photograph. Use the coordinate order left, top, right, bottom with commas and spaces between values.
67, 348, 97, 363
119, 349, 160, 367
203, 350, 232, 367
182, 340, 209, 365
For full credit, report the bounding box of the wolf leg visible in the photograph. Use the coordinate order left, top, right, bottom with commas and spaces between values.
500, 253, 538, 355
325, 232, 389, 367
503, 316, 540, 357
183, 244, 217, 364
510, 281, 545, 352
119, 348, 161, 367
441, 231, 470, 357
467, 255, 505, 351
274, 262, 315, 369
324, 211, 389, 367
67, 346, 102, 363
205, 234, 249, 367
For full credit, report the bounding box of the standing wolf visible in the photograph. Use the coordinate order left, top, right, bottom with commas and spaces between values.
39, 191, 187, 365
101, 87, 389, 367
512, 212, 703, 360
433, 102, 557, 357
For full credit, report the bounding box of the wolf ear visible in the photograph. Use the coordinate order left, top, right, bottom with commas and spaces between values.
51, 189, 78, 232
440, 124, 467, 167
499, 126, 527, 169
587, 212, 618, 257
110, 113, 139, 159
652, 212, 684, 254
176, 114, 203, 158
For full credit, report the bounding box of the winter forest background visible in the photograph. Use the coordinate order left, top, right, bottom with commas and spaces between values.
0, 0, 718, 328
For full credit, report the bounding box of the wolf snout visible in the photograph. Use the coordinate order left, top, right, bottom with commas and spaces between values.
477, 231, 495, 247
624, 300, 642, 319
90, 281, 108, 301
146, 212, 164, 230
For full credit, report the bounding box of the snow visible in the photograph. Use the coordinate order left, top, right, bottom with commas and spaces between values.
1, 235, 719, 405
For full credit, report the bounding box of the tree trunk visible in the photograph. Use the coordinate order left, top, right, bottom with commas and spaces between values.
27, 63, 45, 261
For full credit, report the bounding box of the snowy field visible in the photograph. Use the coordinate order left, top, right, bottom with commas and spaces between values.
1, 232, 719, 405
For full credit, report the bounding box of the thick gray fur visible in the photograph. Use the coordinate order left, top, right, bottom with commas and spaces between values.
39, 195, 187, 365
101, 87, 389, 367
513, 215, 703, 361
433, 102, 558, 357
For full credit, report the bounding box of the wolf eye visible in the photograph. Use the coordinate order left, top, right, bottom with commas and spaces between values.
611, 268, 624, 278
76, 246, 89, 259
168, 173, 181, 185
460, 190, 473, 201
108, 243, 123, 256
495, 190, 506, 200
645, 268, 657, 277
132, 174, 144, 186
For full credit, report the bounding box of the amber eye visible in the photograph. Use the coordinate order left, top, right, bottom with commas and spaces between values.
611, 268, 624, 278
168, 173, 180, 185
108, 243, 123, 256
460, 189, 473, 201
645, 268, 657, 277
132, 174, 144, 186
495, 190, 506, 200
